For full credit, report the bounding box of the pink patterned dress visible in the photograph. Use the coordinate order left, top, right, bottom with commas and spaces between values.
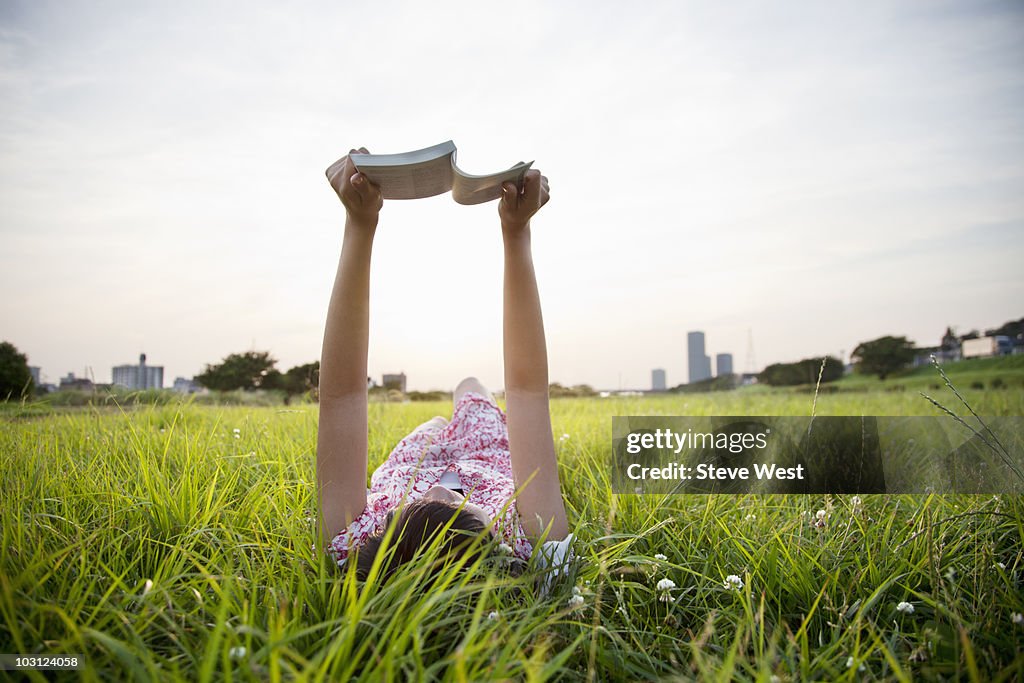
328, 392, 535, 564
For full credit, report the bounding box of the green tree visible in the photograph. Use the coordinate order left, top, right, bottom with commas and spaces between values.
283, 362, 320, 400
759, 356, 844, 387
851, 336, 916, 380
0, 341, 33, 400
195, 351, 279, 391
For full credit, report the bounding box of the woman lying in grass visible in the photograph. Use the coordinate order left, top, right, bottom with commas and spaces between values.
317, 148, 572, 582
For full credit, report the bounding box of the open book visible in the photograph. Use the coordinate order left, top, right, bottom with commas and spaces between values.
334, 141, 532, 205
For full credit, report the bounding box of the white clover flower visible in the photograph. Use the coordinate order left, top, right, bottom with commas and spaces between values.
851, 496, 862, 507
1012, 612, 1023, 625
229, 646, 247, 659
656, 577, 676, 602
568, 594, 585, 608
654, 553, 668, 561
497, 542, 513, 555
745, 514, 756, 522
487, 611, 499, 620
815, 509, 827, 520
723, 574, 744, 591
896, 601, 915, 615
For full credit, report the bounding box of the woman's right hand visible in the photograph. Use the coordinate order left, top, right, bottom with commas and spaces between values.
326, 147, 383, 229
499, 169, 549, 234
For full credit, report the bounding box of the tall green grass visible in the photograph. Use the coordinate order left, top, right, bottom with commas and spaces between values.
2, 387, 1023, 680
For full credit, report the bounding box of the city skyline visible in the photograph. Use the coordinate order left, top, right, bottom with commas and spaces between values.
17, 312, 1024, 392
3, 1, 1022, 392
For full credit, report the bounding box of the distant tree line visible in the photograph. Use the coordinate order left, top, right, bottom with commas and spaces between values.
195, 351, 319, 402
758, 356, 843, 387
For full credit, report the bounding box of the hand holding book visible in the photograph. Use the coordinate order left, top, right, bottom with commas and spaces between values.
327, 141, 533, 206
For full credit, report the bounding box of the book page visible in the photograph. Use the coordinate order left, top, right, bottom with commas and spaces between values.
350, 141, 456, 200
451, 160, 533, 205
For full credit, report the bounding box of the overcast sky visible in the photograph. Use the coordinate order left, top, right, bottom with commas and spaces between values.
2, 0, 1022, 391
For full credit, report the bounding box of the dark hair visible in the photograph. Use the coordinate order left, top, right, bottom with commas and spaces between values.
353, 498, 489, 581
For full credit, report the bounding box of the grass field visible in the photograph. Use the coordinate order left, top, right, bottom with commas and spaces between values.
2, 380, 1023, 680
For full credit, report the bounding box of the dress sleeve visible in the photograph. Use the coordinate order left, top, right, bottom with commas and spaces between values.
326, 497, 385, 566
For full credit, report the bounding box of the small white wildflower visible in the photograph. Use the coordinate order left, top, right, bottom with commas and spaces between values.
815, 509, 827, 520
497, 542, 513, 555
846, 656, 854, 669
233, 428, 241, 439
656, 577, 676, 602
723, 574, 744, 591
568, 594, 585, 608
769, 676, 781, 683
141, 579, 153, 597
572, 585, 583, 596
560, 433, 570, 441
654, 553, 667, 561
851, 496, 861, 507
896, 601, 915, 615
229, 646, 247, 659
995, 562, 1006, 570
487, 611, 499, 620
745, 514, 756, 522
1011, 612, 1023, 625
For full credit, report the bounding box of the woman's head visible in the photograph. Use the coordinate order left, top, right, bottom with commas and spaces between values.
353, 496, 490, 581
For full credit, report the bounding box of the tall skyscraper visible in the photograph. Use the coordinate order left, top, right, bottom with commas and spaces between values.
716, 353, 734, 377
687, 332, 712, 383
651, 368, 666, 391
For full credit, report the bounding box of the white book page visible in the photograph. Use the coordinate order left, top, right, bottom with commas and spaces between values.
350, 141, 457, 200
451, 160, 533, 205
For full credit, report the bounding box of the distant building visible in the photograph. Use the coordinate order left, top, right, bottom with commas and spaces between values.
112, 353, 163, 390
382, 372, 407, 393
962, 336, 1013, 359
172, 377, 203, 394
651, 368, 667, 391
59, 373, 94, 391
716, 353, 733, 377
687, 332, 712, 383
29, 366, 41, 386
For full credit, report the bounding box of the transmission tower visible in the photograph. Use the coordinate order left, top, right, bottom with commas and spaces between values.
744, 328, 757, 376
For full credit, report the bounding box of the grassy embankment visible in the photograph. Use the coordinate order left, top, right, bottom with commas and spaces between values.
2, 363, 1023, 680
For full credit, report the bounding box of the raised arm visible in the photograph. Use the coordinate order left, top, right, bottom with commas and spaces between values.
499, 170, 570, 542
317, 148, 383, 545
